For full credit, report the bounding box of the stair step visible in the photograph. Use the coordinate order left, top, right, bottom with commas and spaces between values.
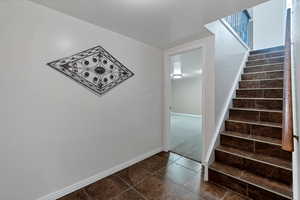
225, 119, 282, 144
239, 79, 283, 89
229, 108, 282, 124
236, 88, 283, 98
246, 57, 284, 66
226, 119, 282, 128
248, 51, 285, 61
221, 133, 291, 162
242, 70, 283, 80
209, 162, 292, 199
244, 64, 283, 73
216, 145, 292, 171
250, 46, 285, 55
221, 131, 281, 146
233, 98, 283, 110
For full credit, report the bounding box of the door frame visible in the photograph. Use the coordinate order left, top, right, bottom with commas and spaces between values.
163, 36, 215, 163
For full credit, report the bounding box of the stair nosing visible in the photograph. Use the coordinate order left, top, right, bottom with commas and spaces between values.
220, 132, 281, 146
230, 107, 282, 113
239, 78, 284, 82
247, 56, 285, 63
233, 97, 283, 100
216, 145, 292, 171
248, 50, 284, 58
242, 70, 284, 75
209, 164, 292, 199
226, 119, 282, 128
245, 62, 284, 68
237, 88, 283, 91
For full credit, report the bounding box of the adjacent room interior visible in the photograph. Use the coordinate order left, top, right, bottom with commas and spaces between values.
169, 48, 203, 162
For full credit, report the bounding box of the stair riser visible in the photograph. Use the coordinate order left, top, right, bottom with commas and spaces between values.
248, 52, 285, 61
208, 170, 290, 200
250, 46, 285, 55
244, 64, 283, 73
236, 89, 283, 98
229, 110, 282, 123
225, 121, 282, 139
246, 57, 284, 66
233, 99, 282, 110
220, 135, 291, 161
209, 170, 247, 196
242, 71, 283, 80
215, 151, 292, 185
239, 79, 283, 89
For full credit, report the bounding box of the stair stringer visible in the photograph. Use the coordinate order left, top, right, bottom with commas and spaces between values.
204, 50, 249, 180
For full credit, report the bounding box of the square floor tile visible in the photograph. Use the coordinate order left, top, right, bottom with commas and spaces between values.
84, 175, 129, 200
57, 189, 91, 200
111, 189, 146, 200
116, 163, 151, 186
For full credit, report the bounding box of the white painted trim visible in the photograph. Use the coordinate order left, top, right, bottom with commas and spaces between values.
171, 112, 202, 118
36, 147, 163, 200
220, 19, 250, 50
203, 50, 249, 165
163, 36, 215, 161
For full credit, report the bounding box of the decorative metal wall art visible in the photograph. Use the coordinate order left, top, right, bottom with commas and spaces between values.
47, 45, 134, 96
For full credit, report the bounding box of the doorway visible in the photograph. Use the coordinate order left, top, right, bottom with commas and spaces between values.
169, 48, 203, 162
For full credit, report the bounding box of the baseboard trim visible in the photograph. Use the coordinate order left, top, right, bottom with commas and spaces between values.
36, 147, 163, 200
171, 112, 202, 118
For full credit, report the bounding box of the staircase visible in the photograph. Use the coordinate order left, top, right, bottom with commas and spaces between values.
208, 46, 293, 200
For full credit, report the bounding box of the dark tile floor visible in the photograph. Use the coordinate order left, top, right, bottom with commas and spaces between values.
58, 152, 250, 200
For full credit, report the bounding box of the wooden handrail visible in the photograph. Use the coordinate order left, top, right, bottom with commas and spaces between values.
282, 8, 294, 152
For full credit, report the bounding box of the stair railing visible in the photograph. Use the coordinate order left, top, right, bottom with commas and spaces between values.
224, 10, 252, 48
282, 8, 294, 152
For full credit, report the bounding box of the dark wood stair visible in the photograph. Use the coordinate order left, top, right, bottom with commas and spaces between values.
208, 46, 293, 200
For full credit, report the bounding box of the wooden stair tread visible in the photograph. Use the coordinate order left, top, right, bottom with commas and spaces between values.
247, 56, 285, 62
243, 70, 283, 75
230, 107, 282, 113
248, 50, 284, 57
216, 144, 292, 170
209, 162, 292, 199
221, 131, 282, 146
245, 63, 284, 68
239, 78, 283, 82
226, 119, 282, 128
247, 55, 284, 64
233, 97, 283, 100
237, 88, 283, 90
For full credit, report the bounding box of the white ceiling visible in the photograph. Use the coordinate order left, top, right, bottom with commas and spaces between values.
29, 0, 268, 49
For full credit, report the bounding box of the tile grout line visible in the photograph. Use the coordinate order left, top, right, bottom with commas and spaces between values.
131, 187, 149, 200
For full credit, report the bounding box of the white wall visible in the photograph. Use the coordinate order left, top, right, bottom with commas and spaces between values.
171, 77, 202, 115
253, 0, 286, 49
0, 1, 163, 200
205, 20, 248, 125
292, 0, 300, 199
170, 48, 203, 115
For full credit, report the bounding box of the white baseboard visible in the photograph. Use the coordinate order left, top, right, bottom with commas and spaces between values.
204, 51, 249, 166
37, 147, 163, 200
171, 112, 202, 118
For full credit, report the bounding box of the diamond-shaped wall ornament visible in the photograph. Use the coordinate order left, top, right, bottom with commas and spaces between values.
47, 45, 134, 96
